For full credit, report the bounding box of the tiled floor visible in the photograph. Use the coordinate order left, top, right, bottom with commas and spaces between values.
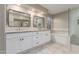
70, 44, 79, 54
27, 43, 79, 54
27, 43, 70, 54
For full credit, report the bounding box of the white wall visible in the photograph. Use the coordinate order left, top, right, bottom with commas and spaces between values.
52, 11, 69, 46
0, 5, 5, 53
53, 12, 68, 31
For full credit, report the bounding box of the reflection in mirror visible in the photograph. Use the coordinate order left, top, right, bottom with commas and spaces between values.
8, 9, 31, 27
33, 16, 45, 29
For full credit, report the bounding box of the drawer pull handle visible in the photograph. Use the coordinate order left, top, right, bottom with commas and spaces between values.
20, 38, 24, 41
22, 38, 24, 40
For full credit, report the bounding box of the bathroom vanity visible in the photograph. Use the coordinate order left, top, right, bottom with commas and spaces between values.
0, 4, 51, 54
6, 31, 50, 54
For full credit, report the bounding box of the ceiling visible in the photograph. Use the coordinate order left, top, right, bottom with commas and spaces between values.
41, 4, 79, 15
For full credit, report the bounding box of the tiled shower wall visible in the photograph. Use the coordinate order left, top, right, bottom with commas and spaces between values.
69, 8, 79, 45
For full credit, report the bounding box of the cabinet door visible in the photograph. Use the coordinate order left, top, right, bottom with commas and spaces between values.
20, 33, 32, 51
6, 34, 21, 54
39, 31, 51, 45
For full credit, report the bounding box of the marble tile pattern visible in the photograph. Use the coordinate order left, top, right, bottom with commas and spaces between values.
27, 43, 79, 54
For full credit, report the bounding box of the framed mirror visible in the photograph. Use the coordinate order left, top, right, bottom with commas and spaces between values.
33, 16, 45, 28
8, 9, 31, 27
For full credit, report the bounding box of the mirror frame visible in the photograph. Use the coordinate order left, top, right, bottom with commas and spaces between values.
33, 16, 45, 28
7, 9, 31, 27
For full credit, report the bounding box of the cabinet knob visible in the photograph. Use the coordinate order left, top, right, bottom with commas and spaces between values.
20, 38, 24, 41
20, 38, 22, 41
22, 38, 24, 40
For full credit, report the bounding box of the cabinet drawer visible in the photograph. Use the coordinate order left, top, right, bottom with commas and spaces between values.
33, 41, 40, 47
33, 38, 40, 47
19, 33, 32, 37
32, 32, 39, 36
6, 33, 19, 39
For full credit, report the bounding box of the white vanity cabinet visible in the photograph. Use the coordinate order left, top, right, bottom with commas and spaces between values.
6, 31, 51, 54
19, 33, 33, 51
6, 34, 21, 54
32, 31, 51, 47
6, 33, 33, 54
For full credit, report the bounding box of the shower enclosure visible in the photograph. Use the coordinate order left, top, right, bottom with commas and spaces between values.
69, 8, 79, 53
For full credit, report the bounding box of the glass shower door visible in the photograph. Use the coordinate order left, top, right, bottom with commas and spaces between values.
69, 8, 79, 53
